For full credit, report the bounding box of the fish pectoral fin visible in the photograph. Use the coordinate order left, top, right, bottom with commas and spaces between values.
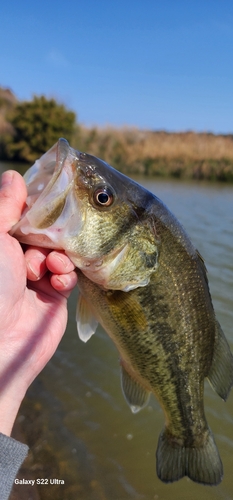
120, 363, 150, 413
76, 294, 98, 343
156, 427, 223, 485
207, 320, 233, 401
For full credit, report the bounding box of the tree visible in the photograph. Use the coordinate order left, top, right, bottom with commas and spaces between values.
6, 95, 76, 162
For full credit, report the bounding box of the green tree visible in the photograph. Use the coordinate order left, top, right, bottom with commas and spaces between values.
6, 95, 76, 162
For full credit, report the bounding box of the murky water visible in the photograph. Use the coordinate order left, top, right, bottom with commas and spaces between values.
2, 161, 233, 499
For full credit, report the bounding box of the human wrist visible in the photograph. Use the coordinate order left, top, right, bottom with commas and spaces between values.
0, 385, 26, 436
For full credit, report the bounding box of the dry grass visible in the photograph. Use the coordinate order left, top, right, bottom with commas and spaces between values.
72, 126, 233, 181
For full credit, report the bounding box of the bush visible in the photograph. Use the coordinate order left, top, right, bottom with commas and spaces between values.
5, 95, 76, 162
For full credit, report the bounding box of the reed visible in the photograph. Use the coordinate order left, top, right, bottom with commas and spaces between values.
73, 126, 233, 181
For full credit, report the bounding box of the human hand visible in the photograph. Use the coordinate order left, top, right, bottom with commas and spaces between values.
0, 170, 77, 436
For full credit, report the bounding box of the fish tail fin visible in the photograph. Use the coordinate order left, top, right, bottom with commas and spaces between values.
156, 428, 223, 485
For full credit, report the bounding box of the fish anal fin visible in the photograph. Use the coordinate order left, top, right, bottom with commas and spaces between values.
76, 294, 98, 343
156, 428, 223, 485
120, 362, 150, 413
207, 320, 233, 401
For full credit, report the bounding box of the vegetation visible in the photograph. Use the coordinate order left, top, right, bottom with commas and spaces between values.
1, 86, 233, 181
73, 126, 233, 182
1, 92, 76, 162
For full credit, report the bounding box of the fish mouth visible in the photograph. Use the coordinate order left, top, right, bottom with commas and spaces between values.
10, 139, 82, 248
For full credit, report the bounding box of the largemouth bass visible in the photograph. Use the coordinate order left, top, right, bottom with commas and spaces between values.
11, 138, 233, 486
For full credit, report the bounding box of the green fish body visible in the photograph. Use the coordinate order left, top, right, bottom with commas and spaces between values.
11, 138, 233, 485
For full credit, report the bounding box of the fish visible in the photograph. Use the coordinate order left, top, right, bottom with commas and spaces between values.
11, 138, 233, 486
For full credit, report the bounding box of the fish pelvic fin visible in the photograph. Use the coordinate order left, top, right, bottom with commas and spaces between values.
120, 363, 150, 413
156, 428, 223, 486
76, 294, 99, 343
207, 320, 233, 401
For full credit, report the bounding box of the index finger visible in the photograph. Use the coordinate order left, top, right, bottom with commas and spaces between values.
25, 246, 50, 281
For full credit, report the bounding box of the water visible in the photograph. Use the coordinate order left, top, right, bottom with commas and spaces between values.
2, 162, 233, 499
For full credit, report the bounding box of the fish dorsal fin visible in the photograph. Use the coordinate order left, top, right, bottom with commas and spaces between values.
120, 362, 150, 413
207, 320, 233, 401
76, 294, 98, 343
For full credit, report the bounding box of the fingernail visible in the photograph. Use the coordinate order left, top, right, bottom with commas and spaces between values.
27, 256, 46, 280
54, 254, 68, 268
56, 276, 67, 287
0, 171, 14, 188
27, 261, 40, 280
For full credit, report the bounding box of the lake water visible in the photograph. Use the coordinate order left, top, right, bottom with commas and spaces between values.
2, 161, 233, 500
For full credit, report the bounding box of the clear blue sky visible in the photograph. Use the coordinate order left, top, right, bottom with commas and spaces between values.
1, 0, 233, 133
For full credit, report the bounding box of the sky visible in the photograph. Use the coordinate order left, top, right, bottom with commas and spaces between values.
1, 0, 233, 134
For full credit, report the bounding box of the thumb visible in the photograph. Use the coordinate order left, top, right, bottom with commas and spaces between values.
0, 170, 27, 233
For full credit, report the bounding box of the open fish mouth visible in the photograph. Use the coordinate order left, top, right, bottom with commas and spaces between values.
11, 138, 83, 248
11, 138, 158, 292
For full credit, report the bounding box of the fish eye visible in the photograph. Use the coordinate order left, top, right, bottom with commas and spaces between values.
92, 186, 115, 207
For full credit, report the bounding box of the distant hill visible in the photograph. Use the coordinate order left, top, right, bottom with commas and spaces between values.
0, 87, 17, 106
0, 87, 17, 134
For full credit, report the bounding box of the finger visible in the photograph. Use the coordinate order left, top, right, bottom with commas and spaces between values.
25, 247, 50, 281
0, 171, 27, 233
46, 251, 76, 274
27, 274, 68, 301
50, 270, 78, 298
